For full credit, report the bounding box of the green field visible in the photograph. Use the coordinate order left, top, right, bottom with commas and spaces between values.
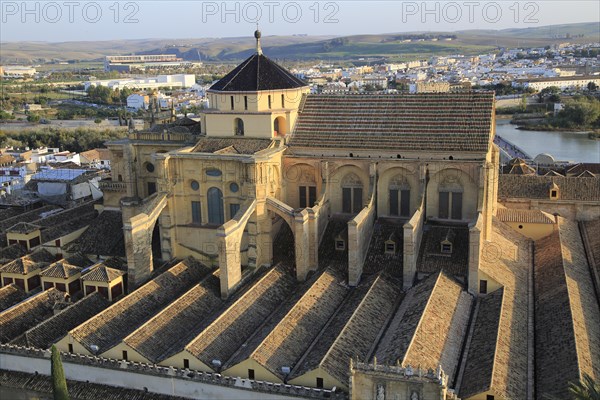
1, 22, 598, 63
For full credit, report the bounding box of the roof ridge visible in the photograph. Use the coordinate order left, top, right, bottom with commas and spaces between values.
400, 271, 444, 365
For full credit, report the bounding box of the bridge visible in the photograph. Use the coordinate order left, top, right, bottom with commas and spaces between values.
494, 135, 532, 163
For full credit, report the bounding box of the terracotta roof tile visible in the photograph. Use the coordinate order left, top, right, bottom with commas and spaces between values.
186, 265, 296, 367
16, 292, 110, 349
123, 270, 222, 363
0, 288, 68, 343
69, 257, 211, 354
289, 92, 495, 153
496, 208, 556, 224
0, 283, 28, 312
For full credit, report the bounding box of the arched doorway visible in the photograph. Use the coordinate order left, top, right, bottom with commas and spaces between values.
151, 220, 162, 269
341, 173, 364, 214
207, 187, 224, 225
234, 118, 244, 136
274, 116, 286, 137
271, 215, 295, 275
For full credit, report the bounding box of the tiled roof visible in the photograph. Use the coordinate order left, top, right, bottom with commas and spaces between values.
496, 208, 555, 224
534, 219, 600, 399
186, 265, 296, 367
64, 210, 125, 257
6, 222, 40, 234
123, 270, 222, 363
498, 175, 600, 201
417, 224, 469, 278
0, 243, 27, 264
374, 271, 472, 382
0, 249, 55, 275
38, 203, 98, 244
0, 284, 27, 312
0, 288, 67, 343
69, 257, 211, 354
566, 163, 600, 176
459, 288, 504, 398
249, 268, 350, 380
363, 220, 404, 278
15, 292, 110, 349
288, 274, 378, 382
309, 274, 403, 385
209, 53, 307, 92
81, 263, 125, 283
288, 92, 495, 152
505, 158, 536, 175
191, 137, 273, 155
39, 261, 82, 279
581, 219, 600, 301
464, 219, 530, 399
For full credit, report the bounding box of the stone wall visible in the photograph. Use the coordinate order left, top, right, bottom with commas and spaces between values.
0, 344, 345, 400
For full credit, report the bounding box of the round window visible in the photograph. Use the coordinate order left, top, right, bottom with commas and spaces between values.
145, 163, 155, 173
230, 182, 239, 193
190, 180, 200, 191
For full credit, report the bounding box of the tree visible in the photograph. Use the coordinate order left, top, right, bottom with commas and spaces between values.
51, 345, 69, 400
538, 86, 561, 103
520, 94, 528, 112
558, 98, 600, 127
27, 114, 40, 123
569, 374, 600, 400
0, 110, 15, 120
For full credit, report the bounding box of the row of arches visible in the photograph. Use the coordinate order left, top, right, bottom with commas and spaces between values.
233, 116, 287, 137
283, 163, 477, 221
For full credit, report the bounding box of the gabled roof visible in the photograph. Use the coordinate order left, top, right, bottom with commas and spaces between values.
459, 218, 531, 400
81, 263, 125, 283
122, 270, 222, 363
374, 271, 472, 382
246, 268, 350, 380
64, 210, 125, 257
186, 265, 296, 367
533, 218, 600, 399
292, 273, 403, 385
39, 261, 82, 279
15, 292, 110, 349
69, 257, 211, 354
6, 222, 40, 234
496, 208, 555, 224
191, 137, 273, 155
289, 92, 495, 153
0, 288, 68, 343
0, 249, 55, 275
209, 53, 307, 92
459, 288, 504, 398
498, 175, 600, 201
0, 283, 28, 312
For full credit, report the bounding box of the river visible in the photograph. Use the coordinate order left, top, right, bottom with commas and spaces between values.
495, 120, 600, 163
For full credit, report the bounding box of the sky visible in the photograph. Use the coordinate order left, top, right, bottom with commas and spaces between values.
1, 0, 599, 42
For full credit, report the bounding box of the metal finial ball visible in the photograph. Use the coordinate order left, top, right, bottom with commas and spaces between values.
254, 30, 261, 39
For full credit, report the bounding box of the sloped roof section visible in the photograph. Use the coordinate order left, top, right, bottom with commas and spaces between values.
289, 92, 495, 152
209, 53, 307, 92
0, 284, 28, 312
15, 292, 110, 349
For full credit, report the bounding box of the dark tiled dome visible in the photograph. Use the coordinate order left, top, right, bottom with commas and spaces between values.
209, 53, 307, 92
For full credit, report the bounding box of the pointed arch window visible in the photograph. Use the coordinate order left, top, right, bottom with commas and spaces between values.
342, 173, 363, 214
207, 187, 224, 225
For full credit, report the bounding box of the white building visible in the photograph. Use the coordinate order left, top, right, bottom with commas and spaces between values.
513, 75, 600, 91
1, 66, 36, 78
127, 94, 150, 110
85, 74, 196, 91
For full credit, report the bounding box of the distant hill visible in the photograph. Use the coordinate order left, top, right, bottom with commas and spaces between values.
1, 22, 597, 64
